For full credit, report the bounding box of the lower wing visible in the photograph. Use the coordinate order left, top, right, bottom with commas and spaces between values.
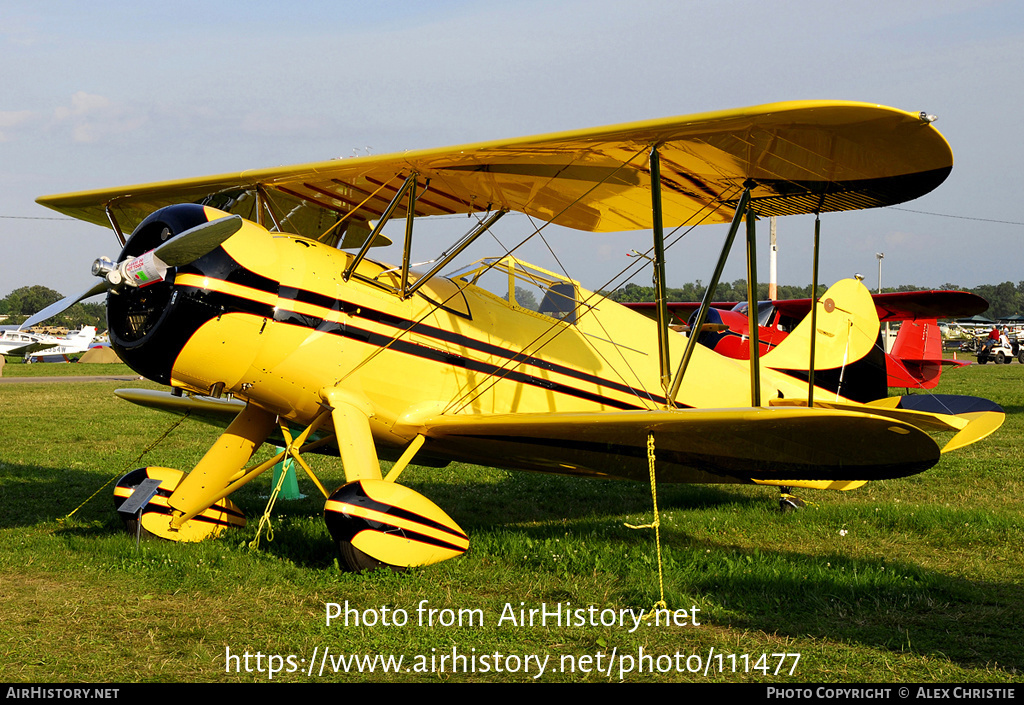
119, 389, 996, 490
399, 406, 941, 486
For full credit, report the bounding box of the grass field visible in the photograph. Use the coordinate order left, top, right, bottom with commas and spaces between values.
1, 361, 1022, 683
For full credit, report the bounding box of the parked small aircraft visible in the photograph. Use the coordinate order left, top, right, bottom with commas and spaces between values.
28, 101, 1003, 570
625, 290, 987, 399
0, 326, 97, 360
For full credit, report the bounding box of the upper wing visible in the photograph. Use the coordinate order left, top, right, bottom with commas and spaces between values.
774, 290, 987, 323
870, 290, 988, 322
38, 101, 952, 238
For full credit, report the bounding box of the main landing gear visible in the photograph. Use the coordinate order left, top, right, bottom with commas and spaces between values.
113, 466, 246, 541
324, 478, 469, 572
112, 396, 468, 572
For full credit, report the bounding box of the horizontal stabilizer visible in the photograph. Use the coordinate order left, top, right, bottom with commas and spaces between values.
887, 359, 969, 390
870, 394, 1005, 453
887, 319, 955, 389
772, 394, 1004, 454
868, 393, 1003, 415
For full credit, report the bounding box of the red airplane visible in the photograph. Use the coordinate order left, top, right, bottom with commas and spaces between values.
626, 290, 987, 401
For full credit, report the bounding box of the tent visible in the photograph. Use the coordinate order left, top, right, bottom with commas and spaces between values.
956, 315, 995, 324
79, 345, 122, 363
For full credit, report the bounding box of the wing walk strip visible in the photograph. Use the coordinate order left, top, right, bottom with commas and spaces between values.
324, 499, 470, 552
174, 272, 673, 411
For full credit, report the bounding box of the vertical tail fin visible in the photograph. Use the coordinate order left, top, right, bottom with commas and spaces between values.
764, 278, 879, 372
887, 319, 949, 389
70, 326, 98, 342
764, 279, 887, 403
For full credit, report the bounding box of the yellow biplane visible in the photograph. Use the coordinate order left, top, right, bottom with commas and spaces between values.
28, 101, 1003, 570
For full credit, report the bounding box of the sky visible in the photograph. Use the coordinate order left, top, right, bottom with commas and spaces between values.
1, 0, 1022, 304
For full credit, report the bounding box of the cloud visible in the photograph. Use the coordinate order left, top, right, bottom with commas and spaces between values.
52, 91, 145, 143
0, 110, 33, 141
0, 8, 39, 47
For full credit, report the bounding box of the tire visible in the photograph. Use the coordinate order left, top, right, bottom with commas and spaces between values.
779, 496, 806, 513
997, 351, 1006, 364
121, 516, 159, 541
114, 468, 163, 539
336, 541, 401, 573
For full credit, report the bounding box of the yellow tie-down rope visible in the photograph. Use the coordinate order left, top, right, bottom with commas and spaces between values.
63, 411, 193, 522
249, 454, 293, 551
624, 432, 668, 617
249, 412, 334, 551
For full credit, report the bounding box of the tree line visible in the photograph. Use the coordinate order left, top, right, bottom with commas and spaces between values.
0, 286, 105, 329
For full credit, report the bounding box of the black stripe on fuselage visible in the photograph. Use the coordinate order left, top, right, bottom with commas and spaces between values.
274, 284, 668, 407
178, 266, 674, 411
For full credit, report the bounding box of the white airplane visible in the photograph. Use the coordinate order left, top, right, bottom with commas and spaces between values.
0, 326, 98, 360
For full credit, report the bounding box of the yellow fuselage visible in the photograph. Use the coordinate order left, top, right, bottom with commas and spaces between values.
142, 218, 841, 461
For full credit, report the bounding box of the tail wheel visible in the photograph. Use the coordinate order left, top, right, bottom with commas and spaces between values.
115, 469, 159, 540
778, 488, 807, 513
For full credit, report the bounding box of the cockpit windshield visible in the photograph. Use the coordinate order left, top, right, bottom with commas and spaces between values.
730, 300, 778, 328
446, 257, 579, 324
